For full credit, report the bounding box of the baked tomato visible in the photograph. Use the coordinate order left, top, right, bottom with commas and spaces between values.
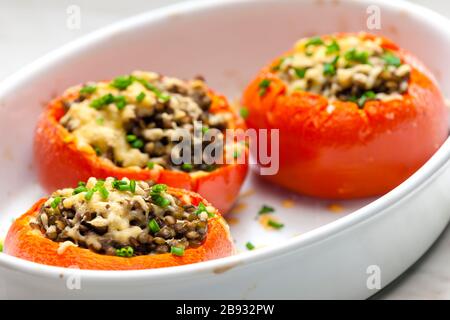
242, 33, 448, 199
4, 178, 234, 270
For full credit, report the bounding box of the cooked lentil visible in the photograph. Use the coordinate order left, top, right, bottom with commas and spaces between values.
60, 71, 233, 171
30, 177, 215, 257
274, 34, 411, 107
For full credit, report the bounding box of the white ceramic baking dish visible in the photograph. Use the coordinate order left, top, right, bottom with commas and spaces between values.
1, 0, 450, 299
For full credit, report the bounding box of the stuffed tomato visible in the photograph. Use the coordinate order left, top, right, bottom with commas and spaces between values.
242, 33, 448, 199
35, 71, 248, 213
4, 177, 234, 270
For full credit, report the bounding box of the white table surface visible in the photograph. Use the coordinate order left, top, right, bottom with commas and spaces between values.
1, 0, 450, 300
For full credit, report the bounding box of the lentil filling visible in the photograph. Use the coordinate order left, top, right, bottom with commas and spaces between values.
60, 71, 233, 171
30, 177, 215, 257
272, 34, 411, 107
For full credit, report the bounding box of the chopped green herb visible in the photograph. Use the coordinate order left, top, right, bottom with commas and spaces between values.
117, 184, 131, 192
131, 139, 144, 149
0, 241, 3, 253
111, 75, 134, 90
382, 52, 401, 67
50, 196, 61, 209
181, 163, 193, 172
233, 150, 241, 159
116, 246, 134, 257
79, 85, 96, 95
94, 146, 102, 156
258, 205, 275, 215
271, 57, 286, 71
129, 180, 136, 193
151, 194, 171, 208
114, 95, 127, 110
323, 63, 336, 76
78, 181, 86, 187
294, 67, 307, 79
326, 39, 340, 54
148, 219, 161, 233
203, 164, 217, 172
147, 161, 155, 169
201, 126, 209, 134
246, 242, 255, 250
357, 91, 377, 108
136, 91, 146, 103
96, 117, 104, 125
152, 184, 167, 193
240, 106, 249, 119
171, 246, 185, 256
139, 79, 170, 102
73, 185, 88, 195
195, 202, 207, 215
344, 48, 369, 64
305, 36, 324, 47
98, 185, 109, 200
90, 93, 114, 109
126, 134, 137, 142
85, 189, 95, 201
258, 79, 271, 96
268, 219, 284, 229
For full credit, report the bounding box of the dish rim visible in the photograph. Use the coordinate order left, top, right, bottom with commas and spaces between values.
1, 0, 450, 281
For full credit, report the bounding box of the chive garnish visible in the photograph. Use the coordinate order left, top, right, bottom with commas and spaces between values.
111, 75, 134, 90
98, 185, 109, 200
201, 126, 209, 134
126, 134, 137, 142
271, 57, 286, 71
323, 63, 335, 76
84, 189, 95, 201
382, 52, 401, 67
356, 91, 377, 108
181, 163, 193, 172
79, 85, 96, 95
0, 241, 3, 253
152, 184, 167, 193
136, 91, 146, 103
305, 36, 324, 47
116, 246, 134, 257
147, 161, 155, 169
148, 219, 160, 233
138, 79, 170, 102
129, 180, 136, 193
90, 93, 114, 109
233, 150, 241, 159
258, 205, 275, 215
246, 242, 255, 250
344, 48, 369, 64
240, 106, 249, 119
326, 39, 340, 54
258, 79, 271, 96
171, 246, 185, 256
131, 139, 144, 149
294, 68, 307, 79
268, 219, 284, 229
114, 95, 127, 110
94, 146, 102, 156
50, 196, 61, 209
151, 194, 171, 208
73, 185, 88, 195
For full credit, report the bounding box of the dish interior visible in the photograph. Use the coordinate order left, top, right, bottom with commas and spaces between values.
0, 0, 449, 257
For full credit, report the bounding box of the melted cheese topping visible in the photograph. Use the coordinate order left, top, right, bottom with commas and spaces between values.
275, 34, 411, 104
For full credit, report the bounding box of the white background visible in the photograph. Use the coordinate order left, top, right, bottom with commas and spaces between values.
1, 0, 450, 299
